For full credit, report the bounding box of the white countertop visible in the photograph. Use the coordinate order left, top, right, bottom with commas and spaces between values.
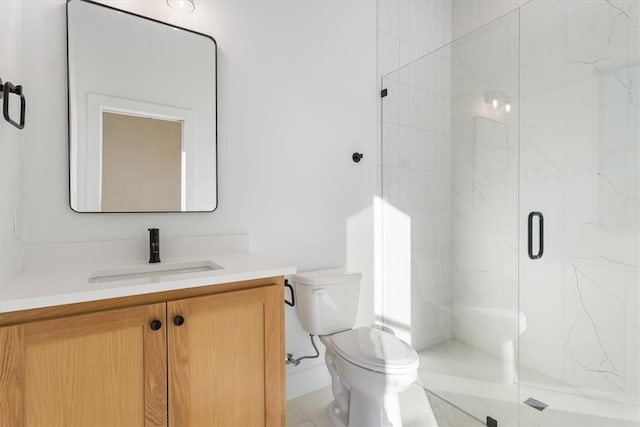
0, 252, 296, 314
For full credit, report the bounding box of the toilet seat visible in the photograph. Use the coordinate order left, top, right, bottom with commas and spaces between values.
328, 327, 419, 375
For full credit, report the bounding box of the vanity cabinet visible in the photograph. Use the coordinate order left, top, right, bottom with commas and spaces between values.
168, 285, 283, 426
0, 303, 167, 426
0, 279, 284, 427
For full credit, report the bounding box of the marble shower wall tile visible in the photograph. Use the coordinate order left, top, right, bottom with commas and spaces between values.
450, 10, 520, 311
380, 9, 454, 349
378, 0, 452, 78
519, 0, 640, 409
381, 0, 640, 413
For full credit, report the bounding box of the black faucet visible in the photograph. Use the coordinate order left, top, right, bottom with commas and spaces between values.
148, 228, 161, 263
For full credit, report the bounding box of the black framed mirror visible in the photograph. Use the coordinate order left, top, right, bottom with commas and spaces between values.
67, 0, 217, 212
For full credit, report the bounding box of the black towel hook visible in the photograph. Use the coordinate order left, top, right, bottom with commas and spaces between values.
0, 77, 26, 130
284, 279, 295, 307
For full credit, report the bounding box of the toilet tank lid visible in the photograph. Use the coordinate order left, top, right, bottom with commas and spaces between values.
291, 268, 362, 286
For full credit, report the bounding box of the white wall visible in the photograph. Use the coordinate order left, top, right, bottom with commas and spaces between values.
7, 0, 377, 399
0, 0, 24, 285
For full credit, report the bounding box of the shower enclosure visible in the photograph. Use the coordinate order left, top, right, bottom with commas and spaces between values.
380, 1, 640, 425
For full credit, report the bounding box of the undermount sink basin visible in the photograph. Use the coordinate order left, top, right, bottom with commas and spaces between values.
89, 260, 222, 284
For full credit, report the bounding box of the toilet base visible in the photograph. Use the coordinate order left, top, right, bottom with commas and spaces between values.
327, 401, 347, 427
326, 391, 403, 427
320, 331, 417, 427
347, 387, 403, 427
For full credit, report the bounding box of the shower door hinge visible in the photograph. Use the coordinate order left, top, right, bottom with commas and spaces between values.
381, 88, 388, 98
486, 416, 498, 427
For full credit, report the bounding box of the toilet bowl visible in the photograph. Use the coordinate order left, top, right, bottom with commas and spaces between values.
452, 305, 527, 383
321, 327, 419, 427
292, 269, 419, 427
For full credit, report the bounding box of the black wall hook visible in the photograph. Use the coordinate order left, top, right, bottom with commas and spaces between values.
0, 78, 26, 129
352, 152, 364, 163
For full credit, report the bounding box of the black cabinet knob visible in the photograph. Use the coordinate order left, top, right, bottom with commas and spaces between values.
150, 319, 162, 331
352, 152, 364, 163
173, 315, 185, 326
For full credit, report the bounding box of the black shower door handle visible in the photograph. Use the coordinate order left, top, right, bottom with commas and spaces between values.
528, 211, 544, 259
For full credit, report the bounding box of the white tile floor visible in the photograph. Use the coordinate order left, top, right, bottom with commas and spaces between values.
286, 383, 481, 427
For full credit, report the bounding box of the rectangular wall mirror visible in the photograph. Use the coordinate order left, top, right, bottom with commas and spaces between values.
67, 0, 217, 212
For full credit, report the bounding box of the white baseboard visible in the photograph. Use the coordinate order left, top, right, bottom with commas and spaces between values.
286, 364, 331, 401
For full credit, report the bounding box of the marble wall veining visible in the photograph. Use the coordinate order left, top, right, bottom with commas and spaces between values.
449, 10, 520, 313
447, 0, 640, 415
446, 14, 521, 423
519, 0, 640, 408
379, 0, 640, 424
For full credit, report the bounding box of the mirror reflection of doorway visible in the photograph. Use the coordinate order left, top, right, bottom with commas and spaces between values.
101, 111, 183, 212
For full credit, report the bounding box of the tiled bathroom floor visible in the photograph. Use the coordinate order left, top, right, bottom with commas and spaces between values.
286, 383, 481, 427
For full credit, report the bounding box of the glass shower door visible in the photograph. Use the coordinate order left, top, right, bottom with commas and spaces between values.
518, 1, 640, 425
380, 9, 520, 425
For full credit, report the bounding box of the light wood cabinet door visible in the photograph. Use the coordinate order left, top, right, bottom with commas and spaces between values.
0, 303, 167, 427
168, 284, 284, 426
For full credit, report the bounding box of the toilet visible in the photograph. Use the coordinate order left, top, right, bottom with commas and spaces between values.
292, 269, 419, 427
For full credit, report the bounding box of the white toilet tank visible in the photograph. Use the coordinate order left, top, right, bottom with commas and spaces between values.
291, 269, 362, 336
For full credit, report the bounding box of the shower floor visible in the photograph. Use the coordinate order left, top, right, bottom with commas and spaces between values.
418, 340, 640, 427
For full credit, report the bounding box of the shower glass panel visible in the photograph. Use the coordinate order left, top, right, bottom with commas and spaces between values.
518, 1, 640, 425
381, 9, 519, 424
382, 1, 640, 425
